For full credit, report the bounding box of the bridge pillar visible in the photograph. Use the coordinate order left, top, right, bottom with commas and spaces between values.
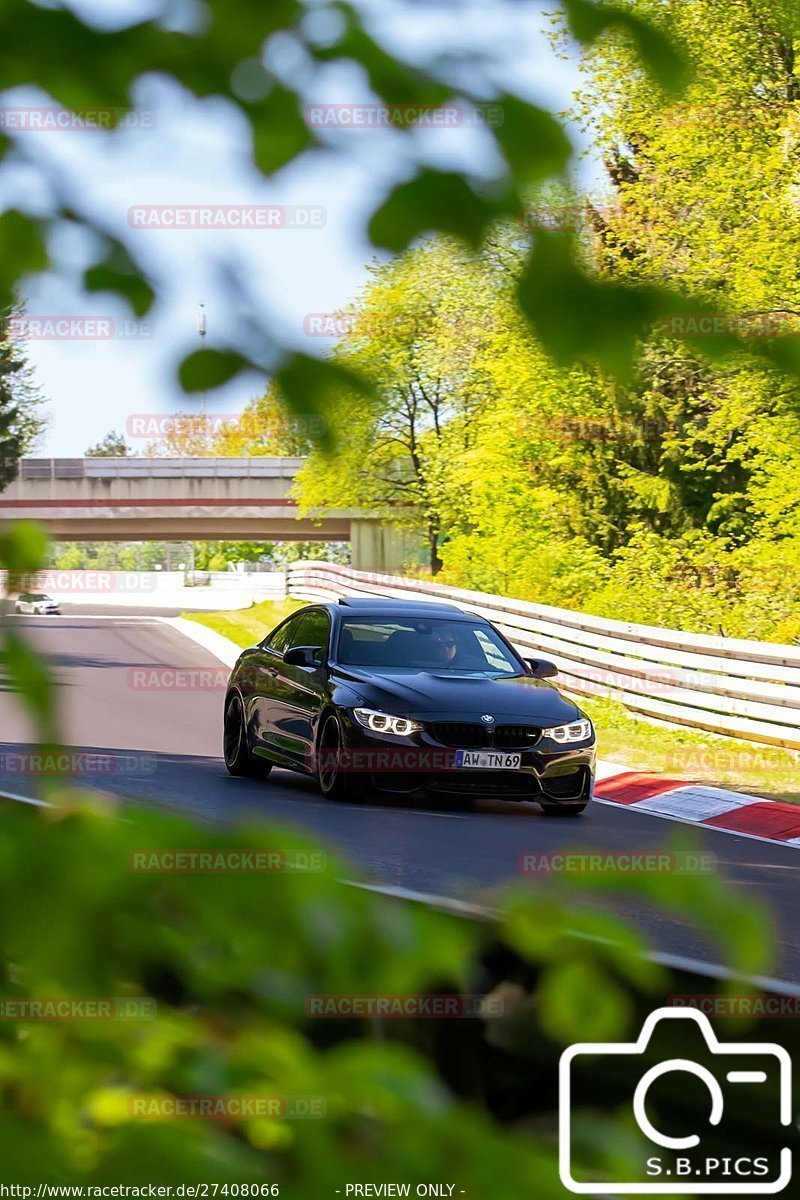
349, 519, 425, 574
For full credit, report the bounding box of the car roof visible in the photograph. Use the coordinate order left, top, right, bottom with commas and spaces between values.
330, 597, 473, 619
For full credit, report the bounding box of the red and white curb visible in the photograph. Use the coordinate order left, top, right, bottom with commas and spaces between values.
594, 760, 800, 847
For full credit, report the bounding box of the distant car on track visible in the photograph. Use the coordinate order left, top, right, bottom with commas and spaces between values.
14, 592, 60, 615
223, 598, 596, 814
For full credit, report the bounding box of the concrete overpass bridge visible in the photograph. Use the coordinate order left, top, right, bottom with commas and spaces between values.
0, 458, 418, 572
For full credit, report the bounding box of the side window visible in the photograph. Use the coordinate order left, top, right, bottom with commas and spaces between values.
264, 615, 302, 656
289, 609, 331, 658
474, 628, 518, 673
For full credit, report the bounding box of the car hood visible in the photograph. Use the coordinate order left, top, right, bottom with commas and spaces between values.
334, 667, 581, 722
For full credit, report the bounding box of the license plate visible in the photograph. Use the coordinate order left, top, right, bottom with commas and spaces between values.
454, 750, 522, 769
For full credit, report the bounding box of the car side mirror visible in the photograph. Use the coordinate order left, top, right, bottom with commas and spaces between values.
283, 645, 322, 668
525, 657, 559, 679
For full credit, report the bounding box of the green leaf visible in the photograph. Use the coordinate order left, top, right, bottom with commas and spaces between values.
0, 520, 48, 574
539, 959, 633, 1044
84, 240, 154, 317
250, 86, 315, 175
563, 0, 689, 96
369, 171, 511, 252
84, 265, 154, 318
492, 96, 572, 184
275, 355, 372, 452
312, 9, 451, 110
178, 349, 248, 393
0, 212, 47, 312
2, 630, 58, 743
517, 233, 670, 378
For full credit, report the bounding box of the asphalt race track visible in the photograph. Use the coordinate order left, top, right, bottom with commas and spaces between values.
2, 610, 799, 983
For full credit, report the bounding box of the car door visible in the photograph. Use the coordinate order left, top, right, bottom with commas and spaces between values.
247, 613, 304, 760
268, 608, 332, 767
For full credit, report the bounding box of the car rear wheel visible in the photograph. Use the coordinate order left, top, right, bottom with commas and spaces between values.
317, 713, 360, 802
223, 693, 272, 779
539, 801, 587, 817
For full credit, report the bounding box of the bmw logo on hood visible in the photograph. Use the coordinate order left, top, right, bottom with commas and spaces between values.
480, 714, 495, 724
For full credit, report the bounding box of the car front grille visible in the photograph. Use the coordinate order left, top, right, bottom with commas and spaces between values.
430, 722, 489, 748
429, 722, 542, 750
494, 725, 543, 750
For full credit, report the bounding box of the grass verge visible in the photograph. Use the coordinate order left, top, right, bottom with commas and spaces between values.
182, 599, 303, 648
581, 695, 800, 804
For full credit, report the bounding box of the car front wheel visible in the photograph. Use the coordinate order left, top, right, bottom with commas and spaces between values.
316, 713, 360, 802
223, 692, 272, 779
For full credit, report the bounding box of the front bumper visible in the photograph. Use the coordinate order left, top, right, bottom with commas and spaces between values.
339, 714, 596, 803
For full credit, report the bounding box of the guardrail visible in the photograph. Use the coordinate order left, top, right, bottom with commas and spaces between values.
19, 457, 305, 480
286, 562, 800, 751
191, 571, 287, 597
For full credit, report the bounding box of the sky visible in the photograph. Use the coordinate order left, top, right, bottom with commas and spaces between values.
3, 0, 606, 457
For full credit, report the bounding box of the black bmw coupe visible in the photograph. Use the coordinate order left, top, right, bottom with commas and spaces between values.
223, 597, 596, 814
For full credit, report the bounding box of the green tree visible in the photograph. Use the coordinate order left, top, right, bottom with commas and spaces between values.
85, 431, 130, 456
0, 308, 47, 490
297, 241, 500, 573
212, 385, 315, 457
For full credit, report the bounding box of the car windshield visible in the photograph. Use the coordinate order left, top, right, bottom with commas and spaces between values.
337, 617, 521, 674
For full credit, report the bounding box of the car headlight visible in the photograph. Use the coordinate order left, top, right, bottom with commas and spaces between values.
353, 708, 422, 737
542, 719, 593, 744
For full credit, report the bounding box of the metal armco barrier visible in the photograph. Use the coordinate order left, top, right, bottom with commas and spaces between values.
286, 562, 800, 750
